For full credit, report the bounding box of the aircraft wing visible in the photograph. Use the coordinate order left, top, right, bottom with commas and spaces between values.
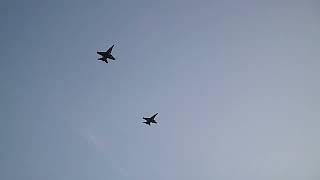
106, 45, 114, 54
97, 51, 107, 56
150, 113, 158, 119
109, 55, 115, 60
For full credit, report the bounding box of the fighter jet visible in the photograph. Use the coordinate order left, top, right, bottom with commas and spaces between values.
97, 45, 116, 63
142, 113, 158, 126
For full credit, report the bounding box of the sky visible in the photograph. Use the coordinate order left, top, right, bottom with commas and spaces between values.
1, 0, 320, 179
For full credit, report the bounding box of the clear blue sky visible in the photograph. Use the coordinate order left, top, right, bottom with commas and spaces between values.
1, 0, 320, 179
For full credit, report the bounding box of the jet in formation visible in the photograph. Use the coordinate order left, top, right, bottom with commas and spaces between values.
97, 45, 116, 63
142, 113, 158, 126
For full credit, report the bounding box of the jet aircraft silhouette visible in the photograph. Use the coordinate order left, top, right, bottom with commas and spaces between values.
143, 113, 158, 126
97, 45, 116, 63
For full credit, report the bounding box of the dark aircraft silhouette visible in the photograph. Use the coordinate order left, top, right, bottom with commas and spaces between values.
143, 113, 158, 126
97, 45, 116, 63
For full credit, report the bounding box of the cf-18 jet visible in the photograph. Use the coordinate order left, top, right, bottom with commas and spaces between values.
142, 113, 158, 126
97, 45, 116, 63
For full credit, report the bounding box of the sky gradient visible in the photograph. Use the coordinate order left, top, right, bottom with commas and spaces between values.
1, 0, 320, 180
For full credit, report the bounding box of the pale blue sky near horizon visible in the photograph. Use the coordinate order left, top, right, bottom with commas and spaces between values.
1, 0, 320, 180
